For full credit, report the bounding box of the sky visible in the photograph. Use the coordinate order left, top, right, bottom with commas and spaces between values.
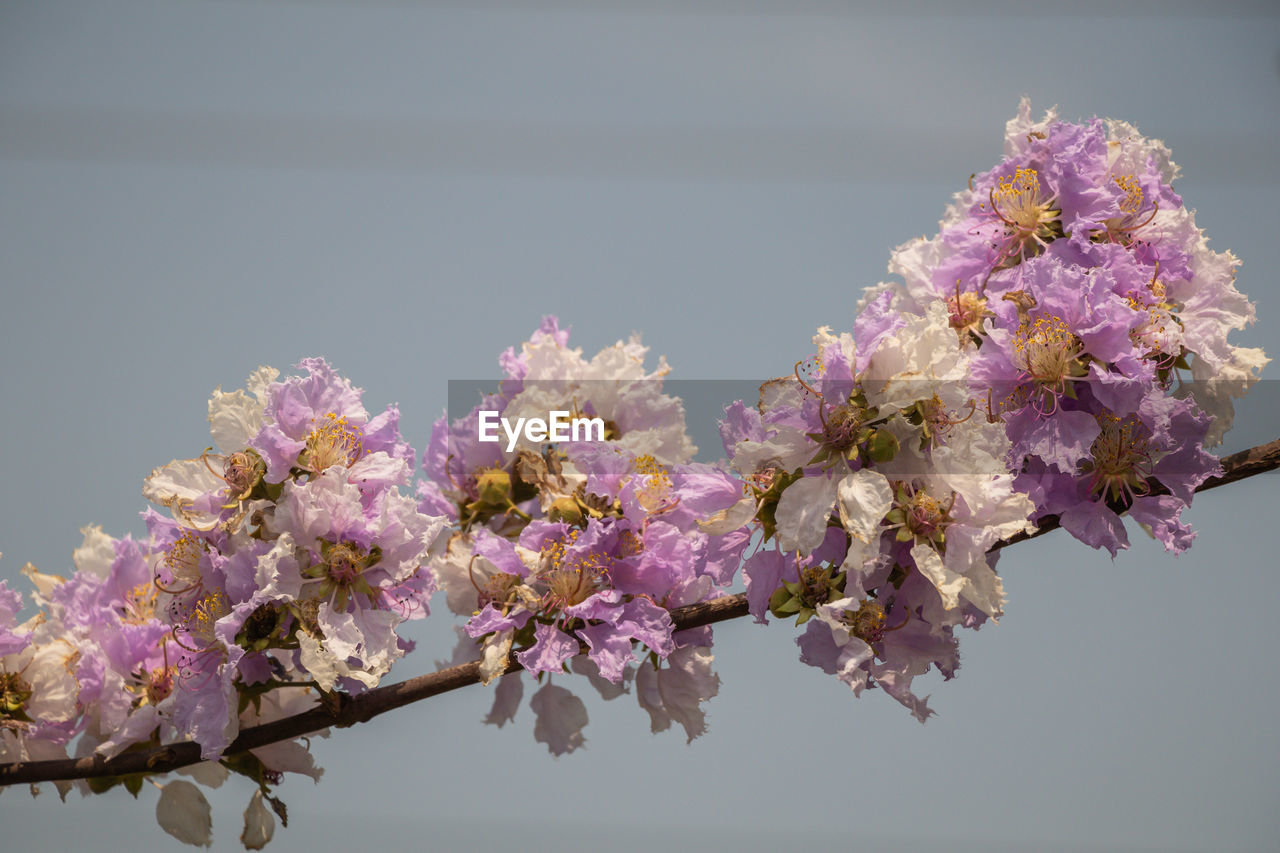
1, 1, 1278, 850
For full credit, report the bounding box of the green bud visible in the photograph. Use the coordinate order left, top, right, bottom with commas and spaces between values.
476, 468, 513, 505
775, 596, 803, 615
768, 586, 802, 618
547, 496, 585, 526
866, 428, 899, 463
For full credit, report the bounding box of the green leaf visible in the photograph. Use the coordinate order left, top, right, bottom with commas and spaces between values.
775, 596, 804, 614
87, 775, 122, 795
123, 774, 144, 798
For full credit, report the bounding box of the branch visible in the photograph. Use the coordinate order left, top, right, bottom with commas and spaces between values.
3, 437, 1277, 788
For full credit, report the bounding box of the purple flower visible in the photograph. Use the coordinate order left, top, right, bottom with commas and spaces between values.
253, 357, 415, 484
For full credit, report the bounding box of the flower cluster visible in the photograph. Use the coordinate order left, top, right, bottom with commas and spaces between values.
722, 303, 1034, 719
886, 98, 1267, 555
720, 99, 1264, 716
425, 319, 748, 753
2, 360, 446, 847
0, 103, 1265, 848
140, 359, 445, 754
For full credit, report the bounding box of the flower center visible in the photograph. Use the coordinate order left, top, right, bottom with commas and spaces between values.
750, 465, 779, 493
1, 670, 33, 722
223, 449, 266, 498
1116, 174, 1143, 215
328, 544, 364, 584
479, 571, 523, 609
819, 403, 862, 453
907, 492, 945, 538
184, 588, 230, 648
1082, 412, 1153, 503
633, 455, 675, 513
1096, 175, 1159, 245
888, 484, 953, 547
1013, 314, 1083, 384
162, 531, 205, 589
947, 288, 990, 342
145, 666, 175, 705
303, 412, 363, 474
795, 565, 844, 610
983, 167, 1061, 261
539, 531, 607, 608
1125, 269, 1182, 363
616, 529, 645, 558
545, 569, 597, 607
843, 599, 888, 646
241, 603, 285, 647
303, 541, 382, 611
123, 581, 158, 625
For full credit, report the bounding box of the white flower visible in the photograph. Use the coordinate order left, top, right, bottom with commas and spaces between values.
155, 780, 213, 848
2, 639, 79, 726
1184, 345, 1269, 447
241, 790, 276, 850
71, 525, 115, 579
836, 468, 895, 580
862, 301, 970, 416
144, 367, 277, 530
507, 331, 696, 464
208, 366, 278, 453
774, 474, 842, 556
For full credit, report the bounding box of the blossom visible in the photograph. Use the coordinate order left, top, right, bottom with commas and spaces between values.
889, 99, 1263, 555
429, 319, 745, 749
421, 317, 699, 532
723, 286, 1034, 716
271, 467, 446, 688
254, 357, 415, 484
143, 367, 278, 531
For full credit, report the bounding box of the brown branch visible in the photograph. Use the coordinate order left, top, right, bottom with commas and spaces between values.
2, 437, 1277, 788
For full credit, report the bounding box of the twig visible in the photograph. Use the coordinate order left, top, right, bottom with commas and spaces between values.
2, 437, 1276, 788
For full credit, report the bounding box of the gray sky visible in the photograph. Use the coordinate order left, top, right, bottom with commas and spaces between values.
2, 1, 1278, 850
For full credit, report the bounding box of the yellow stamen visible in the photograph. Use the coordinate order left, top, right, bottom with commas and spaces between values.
1013, 314, 1082, 384
304, 412, 363, 474
123, 582, 158, 625
984, 167, 1061, 260
161, 531, 204, 590
185, 589, 230, 648
1115, 174, 1143, 214
634, 455, 675, 513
